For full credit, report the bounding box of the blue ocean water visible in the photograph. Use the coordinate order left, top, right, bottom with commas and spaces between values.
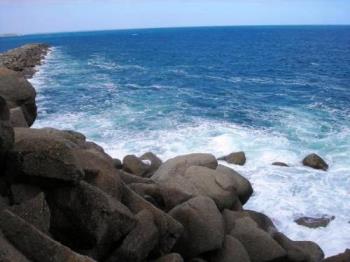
1, 26, 350, 255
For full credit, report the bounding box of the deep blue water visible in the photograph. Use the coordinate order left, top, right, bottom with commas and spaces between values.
1, 26, 350, 255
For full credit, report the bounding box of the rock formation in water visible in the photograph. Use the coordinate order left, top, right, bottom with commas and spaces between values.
0, 44, 344, 262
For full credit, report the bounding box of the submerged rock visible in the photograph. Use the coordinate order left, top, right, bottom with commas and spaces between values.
272, 162, 289, 167
295, 215, 335, 228
218, 151, 246, 165
302, 153, 328, 171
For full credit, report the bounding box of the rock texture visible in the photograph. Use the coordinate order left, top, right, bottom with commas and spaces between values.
302, 153, 328, 171
218, 151, 246, 165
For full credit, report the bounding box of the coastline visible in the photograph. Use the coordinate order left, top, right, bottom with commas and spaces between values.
0, 44, 348, 261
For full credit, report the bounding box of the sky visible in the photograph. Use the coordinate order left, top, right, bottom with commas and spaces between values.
0, 0, 349, 34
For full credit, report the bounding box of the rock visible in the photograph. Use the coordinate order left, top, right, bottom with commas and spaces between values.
10, 183, 41, 204
295, 215, 335, 229
10, 192, 50, 233
293, 241, 324, 262
0, 209, 95, 262
6, 127, 84, 187
140, 152, 163, 176
152, 153, 217, 181
154, 253, 184, 262
218, 151, 246, 165
129, 183, 165, 209
273, 232, 312, 262
0, 67, 37, 126
9, 107, 28, 127
123, 154, 150, 176
0, 43, 49, 78
229, 217, 286, 262
113, 158, 123, 169
47, 181, 135, 258
169, 196, 225, 258
207, 235, 250, 262
0, 230, 30, 262
272, 162, 289, 167
216, 164, 253, 205
182, 165, 239, 210
324, 249, 350, 262
0, 195, 9, 211
0, 96, 14, 156
74, 148, 123, 199
105, 209, 159, 262
120, 170, 155, 185
302, 153, 328, 171
121, 185, 183, 255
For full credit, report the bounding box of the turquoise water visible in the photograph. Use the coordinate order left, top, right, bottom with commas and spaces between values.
1, 26, 350, 255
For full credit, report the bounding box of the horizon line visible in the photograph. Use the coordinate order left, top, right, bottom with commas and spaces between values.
2, 23, 350, 38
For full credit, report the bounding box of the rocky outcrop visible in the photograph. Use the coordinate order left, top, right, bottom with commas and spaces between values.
302, 153, 328, 171
0, 43, 49, 78
324, 249, 350, 262
0, 44, 332, 262
218, 151, 246, 165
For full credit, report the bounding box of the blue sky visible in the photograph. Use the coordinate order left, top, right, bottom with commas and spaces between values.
0, 0, 349, 34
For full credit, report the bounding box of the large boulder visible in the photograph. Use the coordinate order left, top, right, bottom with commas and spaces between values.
0, 96, 14, 156
293, 241, 324, 262
140, 152, 163, 176
324, 249, 350, 262
123, 154, 151, 177
228, 217, 286, 262
121, 185, 183, 255
0, 230, 30, 262
218, 151, 246, 165
0, 67, 37, 126
207, 235, 250, 262
169, 196, 225, 258
105, 209, 159, 262
0, 209, 95, 262
9, 107, 28, 127
216, 164, 253, 204
152, 153, 217, 181
47, 181, 136, 259
9, 192, 50, 233
10, 183, 41, 204
302, 153, 328, 171
6, 128, 84, 187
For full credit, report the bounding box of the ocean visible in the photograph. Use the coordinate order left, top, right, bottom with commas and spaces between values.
1, 26, 349, 256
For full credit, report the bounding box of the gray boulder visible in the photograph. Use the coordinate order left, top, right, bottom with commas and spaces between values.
152, 153, 217, 181
0, 67, 37, 126
294, 241, 324, 262
0, 209, 95, 262
9, 107, 28, 127
140, 152, 163, 176
302, 153, 328, 171
0, 230, 30, 262
169, 196, 225, 258
123, 154, 150, 176
218, 151, 246, 165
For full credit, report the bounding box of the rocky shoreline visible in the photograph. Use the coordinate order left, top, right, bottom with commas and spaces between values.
0, 44, 348, 262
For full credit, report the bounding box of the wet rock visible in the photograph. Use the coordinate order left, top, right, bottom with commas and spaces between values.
9, 107, 28, 127
121, 185, 183, 255
229, 217, 286, 262
272, 162, 289, 167
10, 192, 50, 233
302, 153, 328, 171
216, 164, 253, 204
123, 154, 150, 176
105, 209, 159, 262
169, 196, 225, 258
218, 151, 246, 165
207, 235, 250, 262
47, 181, 135, 258
295, 215, 335, 229
152, 153, 217, 181
6, 128, 84, 187
140, 152, 163, 176
0, 67, 37, 126
0, 209, 95, 262
324, 249, 350, 262
154, 253, 184, 262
